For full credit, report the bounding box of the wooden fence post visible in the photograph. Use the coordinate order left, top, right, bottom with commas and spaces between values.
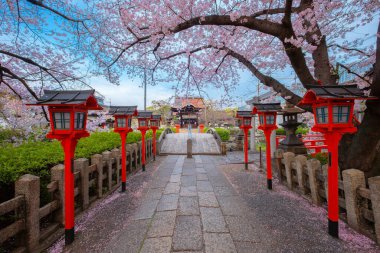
368, 176, 380, 243
102, 151, 112, 191
306, 159, 322, 206
112, 148, 121, 184
51, 164, 64, 225
283, 152, 295, 189
15, 174, 40, 252
274, 149, 284, 182
91, 154, 103, 198
74, 158, 90, 210
295, 155, 307, 194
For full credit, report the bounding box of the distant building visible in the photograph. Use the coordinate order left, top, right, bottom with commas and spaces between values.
171, 97, 205, 128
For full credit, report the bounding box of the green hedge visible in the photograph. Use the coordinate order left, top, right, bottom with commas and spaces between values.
214, 128, 230, 142
0, 130, 161, 185
308, 152, 328, 165
276, 127, 309, 136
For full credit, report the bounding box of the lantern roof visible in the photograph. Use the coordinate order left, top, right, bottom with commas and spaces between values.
151, 114, 161, 120
252, 103, 282, 114
27, 89, 102, 110
299, 84, 373, 106
236, 111, 252, 118
137, 111, 153, 119
108, 106, 137, 116
281, 101, 304, 114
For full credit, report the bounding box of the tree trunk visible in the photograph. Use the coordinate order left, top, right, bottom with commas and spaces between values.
339, 20, 380, 178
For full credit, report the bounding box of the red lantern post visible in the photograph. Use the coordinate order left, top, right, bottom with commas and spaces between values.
175, 124, 180, 133
298, 84, 376, 238
27, 90, 102, 245
199, 124, 204, 133
108, 106, 138, 192
252, 103, 282, 190
235, 111, 253, 170
137, 111, 153, 171
149, 115, 161, 161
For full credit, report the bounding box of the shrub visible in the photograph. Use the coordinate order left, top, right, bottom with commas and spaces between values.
276, 128, 286, 135
215, 128, 230, 142
308, 152, 328, 165
296, 127, 309, 135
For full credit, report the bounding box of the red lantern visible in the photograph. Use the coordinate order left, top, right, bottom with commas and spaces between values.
299, 84, 376, 238
108, 106, 138, 192
235, 111, 253, 170
149, 115, 161, 161
252, 103, 282, 190
27, 90, 102, 245
137, 111, 153, 171
199, 124, 205, 133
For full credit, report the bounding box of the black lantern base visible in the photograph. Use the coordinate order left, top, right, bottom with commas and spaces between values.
328, 219, 339, 238
65, 227, 75, 245
153, 155, 156, 161
267, 179, 272, 190
142, 164, 146, 172
245, 163, 248, 170
121, 182, 126, 192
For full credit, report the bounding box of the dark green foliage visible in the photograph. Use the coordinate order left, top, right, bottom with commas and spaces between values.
276, 127, 309, 136
0, 131, 158, 185
308, 152, 328, 165
214, 128, 230, 142
276, 128, 286, 135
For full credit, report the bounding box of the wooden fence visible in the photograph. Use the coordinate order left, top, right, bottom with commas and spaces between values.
0, 139, 153, 252
275, 149, 380, 244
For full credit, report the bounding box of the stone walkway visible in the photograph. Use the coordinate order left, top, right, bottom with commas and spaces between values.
160, 133, 220, 155
50, 154, 379, 253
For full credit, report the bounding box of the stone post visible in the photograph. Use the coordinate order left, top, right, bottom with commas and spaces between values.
342, 169, 365, 231
102, 151, 112, 191
283, 152, 295, 189
274, 149, 284, 182
250, 116, 256, 152
187, 139, 192, 158
295, 155, 307, 194
74, 158, 90, 210
91, 154, 103, 198
322, 164, 329, 200
51, 164, 64, 225
270, 130, 276, 158
306, 159, 322, 205
112, 148, 121, 184
368, 176, 380, 243
15, 174, 40, 252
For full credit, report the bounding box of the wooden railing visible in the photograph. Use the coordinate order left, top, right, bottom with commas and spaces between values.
275, 150, 380, 244
0, 139, 154, 252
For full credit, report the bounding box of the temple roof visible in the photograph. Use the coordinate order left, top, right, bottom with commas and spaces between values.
173, 97, 205, 109
152, 115, 161, 120
108, 106, 137, 116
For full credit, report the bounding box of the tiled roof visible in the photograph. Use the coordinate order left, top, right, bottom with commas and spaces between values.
173, 97, 205, 109
108, 106, 137, 115
305, 84, 368, 98
152, 115, 161, 120
253, 103, 282, 112
34, 90, 96, 105
236, 111, 252, 118
137, 111, 153, 119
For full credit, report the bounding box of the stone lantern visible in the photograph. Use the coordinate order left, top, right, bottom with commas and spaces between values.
278, 102, 307, 154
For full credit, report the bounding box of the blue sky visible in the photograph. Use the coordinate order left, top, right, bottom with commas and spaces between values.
90, 18, 378, 109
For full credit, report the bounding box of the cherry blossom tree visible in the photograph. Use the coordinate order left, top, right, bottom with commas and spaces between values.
88, 0, 379, 176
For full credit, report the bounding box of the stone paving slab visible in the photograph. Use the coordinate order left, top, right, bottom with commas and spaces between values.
204, 233, 237, 253
178, 196, 200, 215
217, 196, 247, 216
214, 186, 237, 197
196, 168, 206, 173
181, 175, 196, 187
157, 194, 179, 211
196, 180, 213, 192
225, 216, 261, 242
147, 210, 176, 238
164, 182, 181, 194
198, 192, 219, 207
173, 215, 203, 251
200, 207, 228, 233
197, 173, 209, 181
140, 237, 172, 253
132, 199, 159, 220
180, 186, 197, 197
170, 174, 181, 183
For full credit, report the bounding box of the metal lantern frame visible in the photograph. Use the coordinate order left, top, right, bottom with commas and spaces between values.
149, 114, 161, 161
235, 111, 253, 170
108, 106, 138, 192
137, 111, 153, 171
252, 103, 282, 190
299, 84, 376, 239
27, 90, 102, 245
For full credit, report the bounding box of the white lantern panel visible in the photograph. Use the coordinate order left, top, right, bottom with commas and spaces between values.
140, 120, 146, 127
266, 115, 275, 125
53, 112, 71, 130
316, 106, 328, 124
74, 112, 85, 130
128, 118, 132, 127
117, 118, 126, 128
259, 115, 264, 125
333, 106, 350, 123
244, 118, 251, 126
